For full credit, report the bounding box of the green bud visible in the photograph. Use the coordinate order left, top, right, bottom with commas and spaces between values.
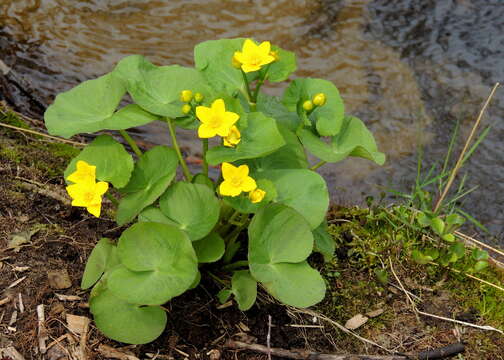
181, 104, 192, 114
194, 92, 204, 103
312, 93, 326, 106
302, 100, 314, 111
180, 90, 193, 103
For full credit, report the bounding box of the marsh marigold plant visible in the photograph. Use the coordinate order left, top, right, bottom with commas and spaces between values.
44, 37, 385, 345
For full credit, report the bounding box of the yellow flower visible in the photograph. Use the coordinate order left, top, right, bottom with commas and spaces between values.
66, 180, 109, 217
233, 39, 276, 73
223, 126, 241, 147
180, 90, 193, 103
196, 99, 239, 138
249, 188, 266, 203
219, 163, 257, 197
66, 160, 96, 184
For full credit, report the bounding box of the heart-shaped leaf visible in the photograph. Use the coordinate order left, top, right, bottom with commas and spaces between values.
248, 204, 326, 307
231, 270, 257, 311
108, 222, 198, 305
159, 182, 220, 241
90, 287, 167, 344
116, 146, 178, 225
193, 232, 225, 263
64, 135, 134, 188
297, 116, 385, 165
257, 93, 300, 131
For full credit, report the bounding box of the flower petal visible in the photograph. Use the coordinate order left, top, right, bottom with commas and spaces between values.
198, 124, 216, 138
87, 204, 101, 217
237, 165, 249, 178
196, 106, 212, 123
216, 125, 232, 137
258, 41, 271, 55
221, 162, 237, 180
242, 39, 257, 53
240, 176, 257, 192
219, 180, 242, 197
95, 181, 109, 196
211, 99, 225, 114
223, 112, 239, 127
241, 63, 261, 73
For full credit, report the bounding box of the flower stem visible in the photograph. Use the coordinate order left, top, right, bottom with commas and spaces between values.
251, 64, 270, 103
202, 139, 209, 176
310, 160, 327, 171
166, 117, 192, 181
241, 70, 253, 102
119, 129, 142, 158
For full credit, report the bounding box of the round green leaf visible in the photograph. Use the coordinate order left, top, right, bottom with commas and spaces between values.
194, 38, 246, 92
159, 182, 220, 241
116, 146, 178, 225
283, 78, 344, 136
45, 73, 126, 138
193, 232, 225, 263
102, 104, 160, 130
231, 270, 257, 311
90, 287, 167, 344
256, 169, 329, 229
81, 238, 117, 289
206, 112, 286, 166
251, 262, 326, 308
64, 135, 134, 188
108, 222, 198, 305
138, 206, 178, 226
248, 203, 313, 265
297, 116, 385, 165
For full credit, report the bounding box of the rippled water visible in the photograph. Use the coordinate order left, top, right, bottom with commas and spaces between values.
0, 0, 502, 243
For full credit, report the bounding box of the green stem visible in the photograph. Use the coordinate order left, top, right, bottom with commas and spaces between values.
223, 220, 250, 264
222, 260, 249, 272
241, 70, 253, 102
251, 64, 270, 103
310, 160, 327, 171
105, 192, 119, 207
202, 139, 209, 176
119, 129, 142, 158
166, 117, 192, 181
206, 271, 227, 286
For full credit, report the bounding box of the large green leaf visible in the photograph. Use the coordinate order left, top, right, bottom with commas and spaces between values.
206, 112, 285, 165
256, 93, 300, 131
108, 222, 198, 305
248, 204, 326, 307
64, 135, 134, 188
194, 38, 246, 93
138, 206, 177, 226
116, 146, 178, 225
248, 124, 308, 172
90, 287, 166, 344
231, 270, 257, 311
282, 78, 345, 136
193, 232, 225, 263
159, 182, 220, 241
101, 104, 160, 130
297, 116, 385, 165
45, 73, 124, 138
256, 169, 328, 229
261, 45, 297, 83
81, 238, 118, 289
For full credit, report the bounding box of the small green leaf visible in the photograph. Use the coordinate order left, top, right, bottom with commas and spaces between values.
441, 233, 455, 243
44, 73, 126, 138
297, 116, 385, 165
108, 222, 198, 305
473, 260, 488, 272
471, 248, 489, 261
374, 268, 389, 285
283, 78, 344, 136
116, 146, 178, 225
64, 135, 134, 188
193, 233, 225, 263
159, 182, 220, 241
411, 250, 432, 265
261, 45, 296, 83
206, 112, 285, 166
430, 217, 445, 236
217, 289, 232, 304
445, 213, 465, 227
449, 242, 465, 261
424, 248, 440, 260
81, 238, 116, 289
90, 287, 167, 344
312, 221, 335, 262
416, 212, 431, 227
231, 270, 257, 311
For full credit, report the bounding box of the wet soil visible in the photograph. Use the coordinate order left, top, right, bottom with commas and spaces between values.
0, 107, 503, 359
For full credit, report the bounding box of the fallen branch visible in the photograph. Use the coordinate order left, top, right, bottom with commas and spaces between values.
225, 340, 465, 360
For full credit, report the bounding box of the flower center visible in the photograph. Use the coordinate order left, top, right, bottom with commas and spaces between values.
248, 53, 262, 67
230, 176, 243, 187
208, 115, 222, 128
83, 191, 94, 203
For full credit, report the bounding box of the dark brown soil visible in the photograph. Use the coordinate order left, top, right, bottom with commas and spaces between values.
1, 107, 503, 360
